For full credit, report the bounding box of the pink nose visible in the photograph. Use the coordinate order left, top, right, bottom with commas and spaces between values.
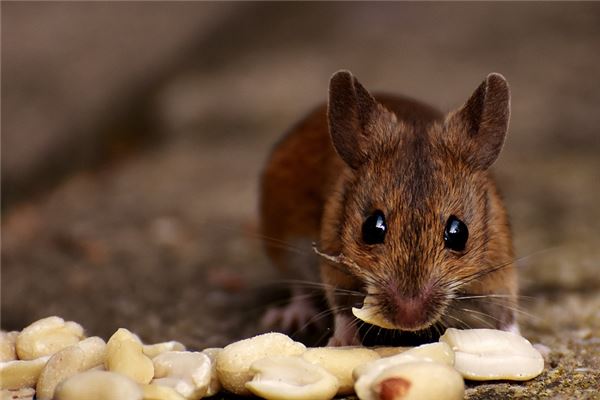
390, 297, 430, 330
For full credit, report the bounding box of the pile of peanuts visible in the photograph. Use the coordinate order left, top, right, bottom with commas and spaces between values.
0, 316, 544, 400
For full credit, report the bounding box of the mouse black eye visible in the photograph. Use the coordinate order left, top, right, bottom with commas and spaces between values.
444, 215, 468, 251
362, 210, 387, 245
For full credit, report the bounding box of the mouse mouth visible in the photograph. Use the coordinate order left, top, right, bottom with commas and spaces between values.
352, 287, 448, 334
350, 297, 446, 346
357, 322, 444, 346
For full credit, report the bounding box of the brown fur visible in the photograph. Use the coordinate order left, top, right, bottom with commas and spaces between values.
260, 71, 517, 345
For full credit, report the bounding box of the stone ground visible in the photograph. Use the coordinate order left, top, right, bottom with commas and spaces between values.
2, 3, 599, 399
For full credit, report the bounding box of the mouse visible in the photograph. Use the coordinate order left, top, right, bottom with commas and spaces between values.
259, 70, 518, 346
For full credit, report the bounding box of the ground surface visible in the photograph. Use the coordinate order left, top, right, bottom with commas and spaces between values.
2, 3, 599, 399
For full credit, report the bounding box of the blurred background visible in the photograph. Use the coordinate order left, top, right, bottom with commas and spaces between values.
2, 2, 599, 395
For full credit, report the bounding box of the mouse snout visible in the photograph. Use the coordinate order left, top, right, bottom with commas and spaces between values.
389, 296, 431, 330
382, 284, 443, 331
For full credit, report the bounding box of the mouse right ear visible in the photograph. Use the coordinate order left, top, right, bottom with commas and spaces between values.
444, 73, 511, 170
328, 71, 397, 169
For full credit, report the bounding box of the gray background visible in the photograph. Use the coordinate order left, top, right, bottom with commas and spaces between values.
2, 3, 599, 397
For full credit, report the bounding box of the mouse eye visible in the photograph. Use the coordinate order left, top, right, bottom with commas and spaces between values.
444, 215, 468, 251
362, 210, 387, 245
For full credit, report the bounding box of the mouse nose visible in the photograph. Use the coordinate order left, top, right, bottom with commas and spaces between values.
389, 296, 431, 330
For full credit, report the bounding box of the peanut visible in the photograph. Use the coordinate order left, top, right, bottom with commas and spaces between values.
216, 332, 306, 396
105, 328, 154, 384
77, 336, 107, 370
152, 351, 211, 400
246, 355, 339, 400
16, 317, 84, 361
371, 347, 409, 358
0, 332, 18, 362
201, 348, 222, 397
54, 370, 142, 400
354, 342, 454, 399
352, 296, 396, 329
302, 347, 380, 395
0, 387, 35, 400
439, 328, 544, 381
143, 341, 186, 359
36, 345, 84, 400
0, 357, 49, 390
141, 384, 186, 400
370, 362, 464, 400
354, 342, 454, 383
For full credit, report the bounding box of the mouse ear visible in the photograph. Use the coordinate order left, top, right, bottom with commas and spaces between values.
445, 73, 510, 170
328, 70, 396, 169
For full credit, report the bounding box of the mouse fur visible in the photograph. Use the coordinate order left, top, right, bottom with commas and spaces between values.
259, 70, 518, 346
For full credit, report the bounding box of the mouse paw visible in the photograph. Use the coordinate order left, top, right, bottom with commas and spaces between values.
327, 314, 361, 346
260, 295, 324, 334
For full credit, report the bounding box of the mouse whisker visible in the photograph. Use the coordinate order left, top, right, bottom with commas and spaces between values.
439, 311, 473, 330
261, 241, 311, 256
375, 326, 383, 342
456, 306, 505, 327
361, 321, 379, 342
445, 247, 549, 292
248, 291, 323, 315
312, 243, 371, 280
430, 256, 475, 291
436, 245, 548, 296
315, 327, 333, 346
433, 322, 445, 339
454, 294, 533, 301
270, 279, 364, 297
220, 225, 312, 256
460, 311, 497, 329
443, 258, 516, 292
457, 297, 541, 322
290, 305, 344, 338
349, 317, 366, 335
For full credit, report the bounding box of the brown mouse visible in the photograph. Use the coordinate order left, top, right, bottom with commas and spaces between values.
259, 70, 518, 346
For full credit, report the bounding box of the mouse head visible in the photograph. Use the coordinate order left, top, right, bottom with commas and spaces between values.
327, 71, 513, 332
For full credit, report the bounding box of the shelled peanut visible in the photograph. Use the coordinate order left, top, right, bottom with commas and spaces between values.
1, 316, 546, 400
0, 316, 212, 400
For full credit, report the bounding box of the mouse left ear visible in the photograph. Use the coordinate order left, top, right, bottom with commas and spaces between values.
328, 70, 397, 169
445, 73, 510, 170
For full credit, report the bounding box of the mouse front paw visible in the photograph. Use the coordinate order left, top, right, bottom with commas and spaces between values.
327, 314, 361, 346
260, 294, 325, 334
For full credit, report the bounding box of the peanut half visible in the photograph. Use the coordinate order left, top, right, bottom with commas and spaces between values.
371, 347, 410, 358
0, 356, 49, 390
35, 345, 84, 400
439, 328, 544, 381
201, 348, 222, 397
54, 370, 143, 400
354, 342, 454, 400
105, 328, 154, 384
246, 355, 339, 400
141, 383, 186, 400
352, 296, 396, 329
35, 335, 107, 400
16, 317, 84, 361
152, 351, 211, 400
0, 387, 36, 400
143, 341, 186, 360
76, 336, 107, 370
302, 347, 380, 395
0, 332, 19, 362
370, 362, 464, 400
216, 332, 306, 396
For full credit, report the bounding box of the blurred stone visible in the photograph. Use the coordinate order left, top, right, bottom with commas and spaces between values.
1, 2, 234, 205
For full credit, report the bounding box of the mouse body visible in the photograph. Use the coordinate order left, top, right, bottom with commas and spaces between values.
259, 71, 518, 346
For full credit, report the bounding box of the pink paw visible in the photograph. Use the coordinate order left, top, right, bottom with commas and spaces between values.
327, 315, 361, 346
261, 296, 323, 334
